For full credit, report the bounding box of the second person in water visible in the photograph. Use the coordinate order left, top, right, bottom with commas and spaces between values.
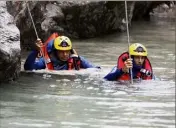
104, 43, 156, 81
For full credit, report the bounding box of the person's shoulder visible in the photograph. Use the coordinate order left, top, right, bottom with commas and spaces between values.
78, 56, 87, 60
78, 56, 93, 63
110, 66, 118, 72
46, 39, 55, 53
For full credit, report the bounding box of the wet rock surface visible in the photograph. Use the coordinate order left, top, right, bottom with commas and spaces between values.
6, 1, 174, 50
6, 1, 135, 49
0, 1, 21, 83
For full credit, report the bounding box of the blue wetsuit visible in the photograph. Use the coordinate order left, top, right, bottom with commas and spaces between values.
104, 60, 156, 81
24, 40, 100, 70
104, 66, 124, 81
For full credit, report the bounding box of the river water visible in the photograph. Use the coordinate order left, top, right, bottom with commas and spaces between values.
0, 19, 175, 128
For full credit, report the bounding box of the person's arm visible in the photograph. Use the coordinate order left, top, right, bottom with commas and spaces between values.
24, 50, 46, 70
104, 66, 124, 81
24, 38, 47, 70
104, 58, 132, 81
79, 56, 100, 69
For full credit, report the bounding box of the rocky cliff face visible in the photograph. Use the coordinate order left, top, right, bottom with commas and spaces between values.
6, 1, 135, 49
132, 1, 173, 20
7, 1, 172, 49
0, 1, 21, 83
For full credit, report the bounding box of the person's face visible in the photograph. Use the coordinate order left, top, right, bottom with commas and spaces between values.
133, 56, 145, 66
56, 50, 70, 61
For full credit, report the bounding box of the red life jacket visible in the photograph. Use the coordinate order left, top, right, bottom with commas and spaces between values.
117, 52, 153, 80
37, 33, 81, 70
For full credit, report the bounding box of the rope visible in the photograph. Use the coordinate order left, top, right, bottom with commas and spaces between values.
26, 2, 39, 39
124, 1, 133, 84
26, 1, 49, 70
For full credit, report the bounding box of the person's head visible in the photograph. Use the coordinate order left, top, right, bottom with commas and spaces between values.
129, 43, 148, 66
53, 36, 72, 61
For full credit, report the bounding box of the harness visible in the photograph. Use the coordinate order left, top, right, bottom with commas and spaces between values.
37, 33, 81, 70
117, 52, 153, 80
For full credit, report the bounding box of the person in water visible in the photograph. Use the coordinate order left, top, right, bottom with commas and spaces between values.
104, 43, 156, 81
24, 34, 100, 70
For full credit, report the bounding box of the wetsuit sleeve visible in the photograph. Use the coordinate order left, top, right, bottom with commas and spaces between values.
104, 66, 124, 81
24, 50, 46, 70
79, 56, 100, 69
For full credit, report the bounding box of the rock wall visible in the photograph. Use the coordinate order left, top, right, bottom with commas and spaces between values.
0, 1, 21, 83
132, 1, 173, 20
6, 1, 174, 50
6, 1, 135, 49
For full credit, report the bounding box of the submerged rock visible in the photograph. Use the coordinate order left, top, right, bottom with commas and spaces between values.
0, 1, 21, 83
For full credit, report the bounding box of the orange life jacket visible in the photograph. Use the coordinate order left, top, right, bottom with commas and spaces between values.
37, 33, 81, 70
37, 32, 59, 70
117, 52, 153, 80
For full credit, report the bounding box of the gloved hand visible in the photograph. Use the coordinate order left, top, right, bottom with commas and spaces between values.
140, 69, 152, 76
70, 48, 80, 70
35, 38, 44, 51
70, 54, 79, 58
122, 58, 133, 73
70, 49, 79, 59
